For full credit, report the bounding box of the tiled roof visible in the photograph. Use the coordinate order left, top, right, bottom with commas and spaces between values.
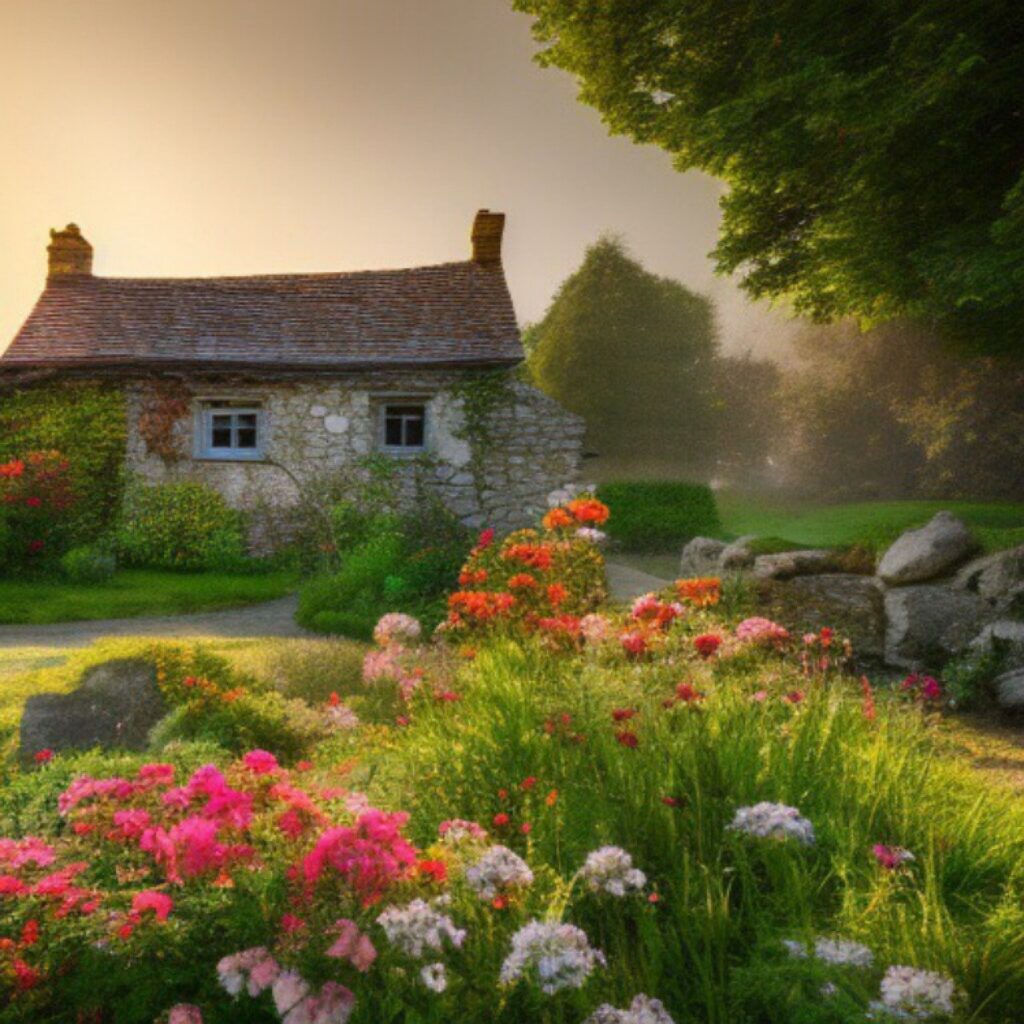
1, 261, 523, 371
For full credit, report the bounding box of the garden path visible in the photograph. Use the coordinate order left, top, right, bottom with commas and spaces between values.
604, 559, 671, 603
0, 595, 308, 650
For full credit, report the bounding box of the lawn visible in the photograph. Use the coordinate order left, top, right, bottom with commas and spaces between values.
0, 569, 299, 625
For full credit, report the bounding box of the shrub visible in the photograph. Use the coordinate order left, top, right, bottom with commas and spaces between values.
116, 479, 248, 570
60, 544, 117, 584
597, 480, 721, 551
0, 451, 78, 573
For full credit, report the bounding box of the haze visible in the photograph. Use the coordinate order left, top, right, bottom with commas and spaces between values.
0, 0, 797, 359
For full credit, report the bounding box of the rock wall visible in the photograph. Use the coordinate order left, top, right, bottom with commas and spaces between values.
124, 369, 583, 547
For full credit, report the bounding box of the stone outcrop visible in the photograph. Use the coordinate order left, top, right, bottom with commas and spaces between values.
719, 536, 758, 571
876, 512, 977, 585
993, 669, 1024, 712
884, 586, 988, 669
752, 549, 835, 580
19, 659, 167, 762
679, 537, 726, 577
953, 545, 1024, 615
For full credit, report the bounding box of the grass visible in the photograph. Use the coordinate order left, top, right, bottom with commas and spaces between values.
0, 569, 299, 625
1, 613, 1023, 1019
716, 494, 1024, 554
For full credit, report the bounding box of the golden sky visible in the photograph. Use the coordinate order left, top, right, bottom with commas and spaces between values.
0, 0, 796, 358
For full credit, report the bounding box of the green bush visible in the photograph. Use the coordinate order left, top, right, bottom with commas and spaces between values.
60, 544, 117, 584
597, 480, 721, 551
116, 479, 248, 570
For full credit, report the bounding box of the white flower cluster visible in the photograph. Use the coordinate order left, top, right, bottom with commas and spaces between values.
585, 993, 677, 1024
465, 845, 534, 900
420, 962, 447, 993
499, 920, 606, 994
372, 612, 422, 646
580, 846, 646, 897
376, 898, 467, 959
874, 965, 958, 1020
784, 936, 874, 968
576, 527, 607, 545
324, 703, 359, 731
727, 802, 816, 845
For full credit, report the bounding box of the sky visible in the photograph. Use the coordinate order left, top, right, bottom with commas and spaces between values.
0, 0, 798, 360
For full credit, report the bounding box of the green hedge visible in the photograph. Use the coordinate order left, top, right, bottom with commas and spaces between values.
597, 480, 721, 551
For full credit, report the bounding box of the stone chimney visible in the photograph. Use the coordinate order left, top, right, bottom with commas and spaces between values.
471, 209, 505, 265
47, 224, 93, 279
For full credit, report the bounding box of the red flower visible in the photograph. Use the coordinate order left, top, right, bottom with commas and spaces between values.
620, 631, 648, 658
27, 539, 45, 554
25, 496, 42, 508
418, 859, 447, 884
546, 583, 568, 607
20, 920, 39, 947
615, 730, 639, 749
33, 749, 54, 764
693, 633, 722, 659
281, 913, 306, 933
132, 890, 174, 922
611, 708, 637, 721
491, 895, 508, 910
492, 812, 510, 827
661, 796, 681, 807
521, 776, 537, 791
520, 822, 532, 835
674, 682, 703, 704
476, 528, 495, 550
783, 690, 805, 704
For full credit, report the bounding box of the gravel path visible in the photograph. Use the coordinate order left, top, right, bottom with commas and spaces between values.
0, 595, 309, 650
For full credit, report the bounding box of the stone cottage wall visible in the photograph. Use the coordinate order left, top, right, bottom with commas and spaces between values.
124, 369, 583, 548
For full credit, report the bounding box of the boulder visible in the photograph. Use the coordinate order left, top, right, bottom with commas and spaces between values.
876, 512, 977, 585
679, 537, 726, 577
969, 620, 1024, 672
884, 585, 989, 669
770, 573, 884, 659
994, 668, 1024, 712
20, 658, 167, 763
953, 544, 1024, 613
752, 549, 835, 581
719, 535, 758, 571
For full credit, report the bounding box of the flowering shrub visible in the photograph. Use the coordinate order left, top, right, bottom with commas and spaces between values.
0, 451, 77, 571
445, 497, 607, 637
498, 920, 605, 994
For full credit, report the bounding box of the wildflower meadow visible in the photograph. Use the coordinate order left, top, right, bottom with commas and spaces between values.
0, 496, 1022, 1024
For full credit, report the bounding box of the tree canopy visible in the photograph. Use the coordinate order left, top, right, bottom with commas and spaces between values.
513, 0, 1024, 354
526, 236, 718, 476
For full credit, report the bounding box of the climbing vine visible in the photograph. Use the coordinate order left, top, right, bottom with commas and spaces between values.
449, 369, 515, 505
137, 387, 191, 463
0, 382, 126, 543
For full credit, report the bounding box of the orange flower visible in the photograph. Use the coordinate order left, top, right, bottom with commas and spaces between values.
675, 577, 721, 608
545, 789, 558, 807
507, 573, 537, 589
542, 507, 574, 530
567, 497, 610, 525
546, 583, 568, 607
502, 543, 554, 570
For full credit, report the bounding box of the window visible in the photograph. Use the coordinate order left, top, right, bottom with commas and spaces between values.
380, 403, 426, 451
197, 401, 263, 460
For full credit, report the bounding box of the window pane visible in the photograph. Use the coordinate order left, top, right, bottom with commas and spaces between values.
404, 415, 424, 447
236, 428, 258, 448
236, 414, 257, 429
211, 426, 232, 448
385, 416, 403, 446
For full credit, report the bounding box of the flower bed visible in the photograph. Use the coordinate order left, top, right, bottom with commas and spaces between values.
0, 499, 1020, 1022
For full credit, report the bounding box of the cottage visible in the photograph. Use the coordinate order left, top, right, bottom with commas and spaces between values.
0, 212, 583, 545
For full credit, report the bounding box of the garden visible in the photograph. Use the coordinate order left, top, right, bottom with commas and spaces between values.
0, 495, 1021, 1023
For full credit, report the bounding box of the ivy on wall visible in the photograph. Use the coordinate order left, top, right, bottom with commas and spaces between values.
137, 388, 190, 462
0, 383, 127, 542
449, 369, 515, 504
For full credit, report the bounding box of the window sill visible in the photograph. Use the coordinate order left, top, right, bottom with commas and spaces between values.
194, 453, 267, 464
378, 447, 427, 458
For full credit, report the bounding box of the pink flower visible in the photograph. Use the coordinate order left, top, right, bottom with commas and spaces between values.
242, 749, 280, 775
281, 913, 307, 933
273, 971, 311, 1016
873, 844, 915, 870
168, 1005, 203, 1024
619, 631, 648, 657
751, 690, 768, 703
137, 763, 175, 787
110, 809, 152, 841
326, 918, 377, 972
132, 889, 173, 922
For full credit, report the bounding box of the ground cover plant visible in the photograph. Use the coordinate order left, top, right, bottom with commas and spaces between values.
0, 501, 1021, 1023
0, 570, 298, 626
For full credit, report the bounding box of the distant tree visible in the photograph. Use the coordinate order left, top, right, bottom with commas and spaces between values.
527, 236, 718, 477
779, 321, 1024, 500
710, 353, 782, 486
514, 0, 1024, 354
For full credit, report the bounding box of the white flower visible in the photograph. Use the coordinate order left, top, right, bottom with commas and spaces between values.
373, 612, 421, 646
499, 920, 605, 994
420, 962, 448, 993
877, 965, 958, 1020
465, 845, 534, 901
585, 993, 677, 1023
814, 936, 873, 968
649, 89, 675, 105
376, 898, 466, 959
727, 802, 816, 845
325, 703, 359, 731
580, 846, 646, 897
782, 939, 809, 959
576, 527, 607, 545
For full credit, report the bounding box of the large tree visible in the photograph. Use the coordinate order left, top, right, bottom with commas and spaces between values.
513, 0, 1024, 353
526, 236, 718, 476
